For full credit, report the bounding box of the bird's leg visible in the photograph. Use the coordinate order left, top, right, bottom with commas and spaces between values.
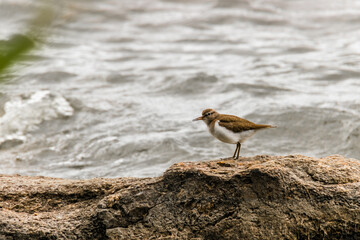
236, 143, 242, 159
233, 143, 239, 160
232, 143, 239, 159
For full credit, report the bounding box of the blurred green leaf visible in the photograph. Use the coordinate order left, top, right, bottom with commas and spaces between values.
0, 34, 35, 73
0, 1, 56, 76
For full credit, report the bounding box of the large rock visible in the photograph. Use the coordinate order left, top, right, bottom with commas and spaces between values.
0, 155, 359, 239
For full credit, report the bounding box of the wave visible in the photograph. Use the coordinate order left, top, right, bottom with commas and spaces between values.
0, 90, 73, 149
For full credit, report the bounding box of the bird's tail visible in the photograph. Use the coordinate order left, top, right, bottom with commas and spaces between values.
256, 124, 277, 129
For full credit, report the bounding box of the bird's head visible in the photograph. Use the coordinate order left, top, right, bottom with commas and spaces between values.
193, 108, 219, 124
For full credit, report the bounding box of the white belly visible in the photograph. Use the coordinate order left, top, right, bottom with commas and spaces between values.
210, 121, 256, 144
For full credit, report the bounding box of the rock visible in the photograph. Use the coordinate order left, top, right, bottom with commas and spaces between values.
0, 155, 360, 239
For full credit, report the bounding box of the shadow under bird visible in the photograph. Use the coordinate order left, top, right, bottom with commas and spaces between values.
193, 109, 276, 159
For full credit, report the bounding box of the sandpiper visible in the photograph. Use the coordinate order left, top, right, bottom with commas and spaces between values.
193, 109, 276, 159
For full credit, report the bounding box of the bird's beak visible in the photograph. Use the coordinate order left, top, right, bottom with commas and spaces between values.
192, 116, 203, 121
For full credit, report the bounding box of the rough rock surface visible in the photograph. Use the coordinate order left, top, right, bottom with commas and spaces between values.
0, 155, 360, 239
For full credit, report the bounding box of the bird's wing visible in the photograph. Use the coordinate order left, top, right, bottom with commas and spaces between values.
218, 114, 273, 133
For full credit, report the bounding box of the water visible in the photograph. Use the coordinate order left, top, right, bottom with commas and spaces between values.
0, 0, 359, 179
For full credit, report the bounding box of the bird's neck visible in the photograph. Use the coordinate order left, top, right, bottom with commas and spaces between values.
204, 118, 217, 128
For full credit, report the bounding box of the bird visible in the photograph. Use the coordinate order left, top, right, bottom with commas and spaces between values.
193, 108, 276, 159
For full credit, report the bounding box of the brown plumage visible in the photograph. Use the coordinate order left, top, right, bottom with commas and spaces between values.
193, 109, 276, 159
217, 114, 275, 132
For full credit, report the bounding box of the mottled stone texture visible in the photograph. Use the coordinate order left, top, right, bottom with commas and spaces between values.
1, 155, 360, 239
